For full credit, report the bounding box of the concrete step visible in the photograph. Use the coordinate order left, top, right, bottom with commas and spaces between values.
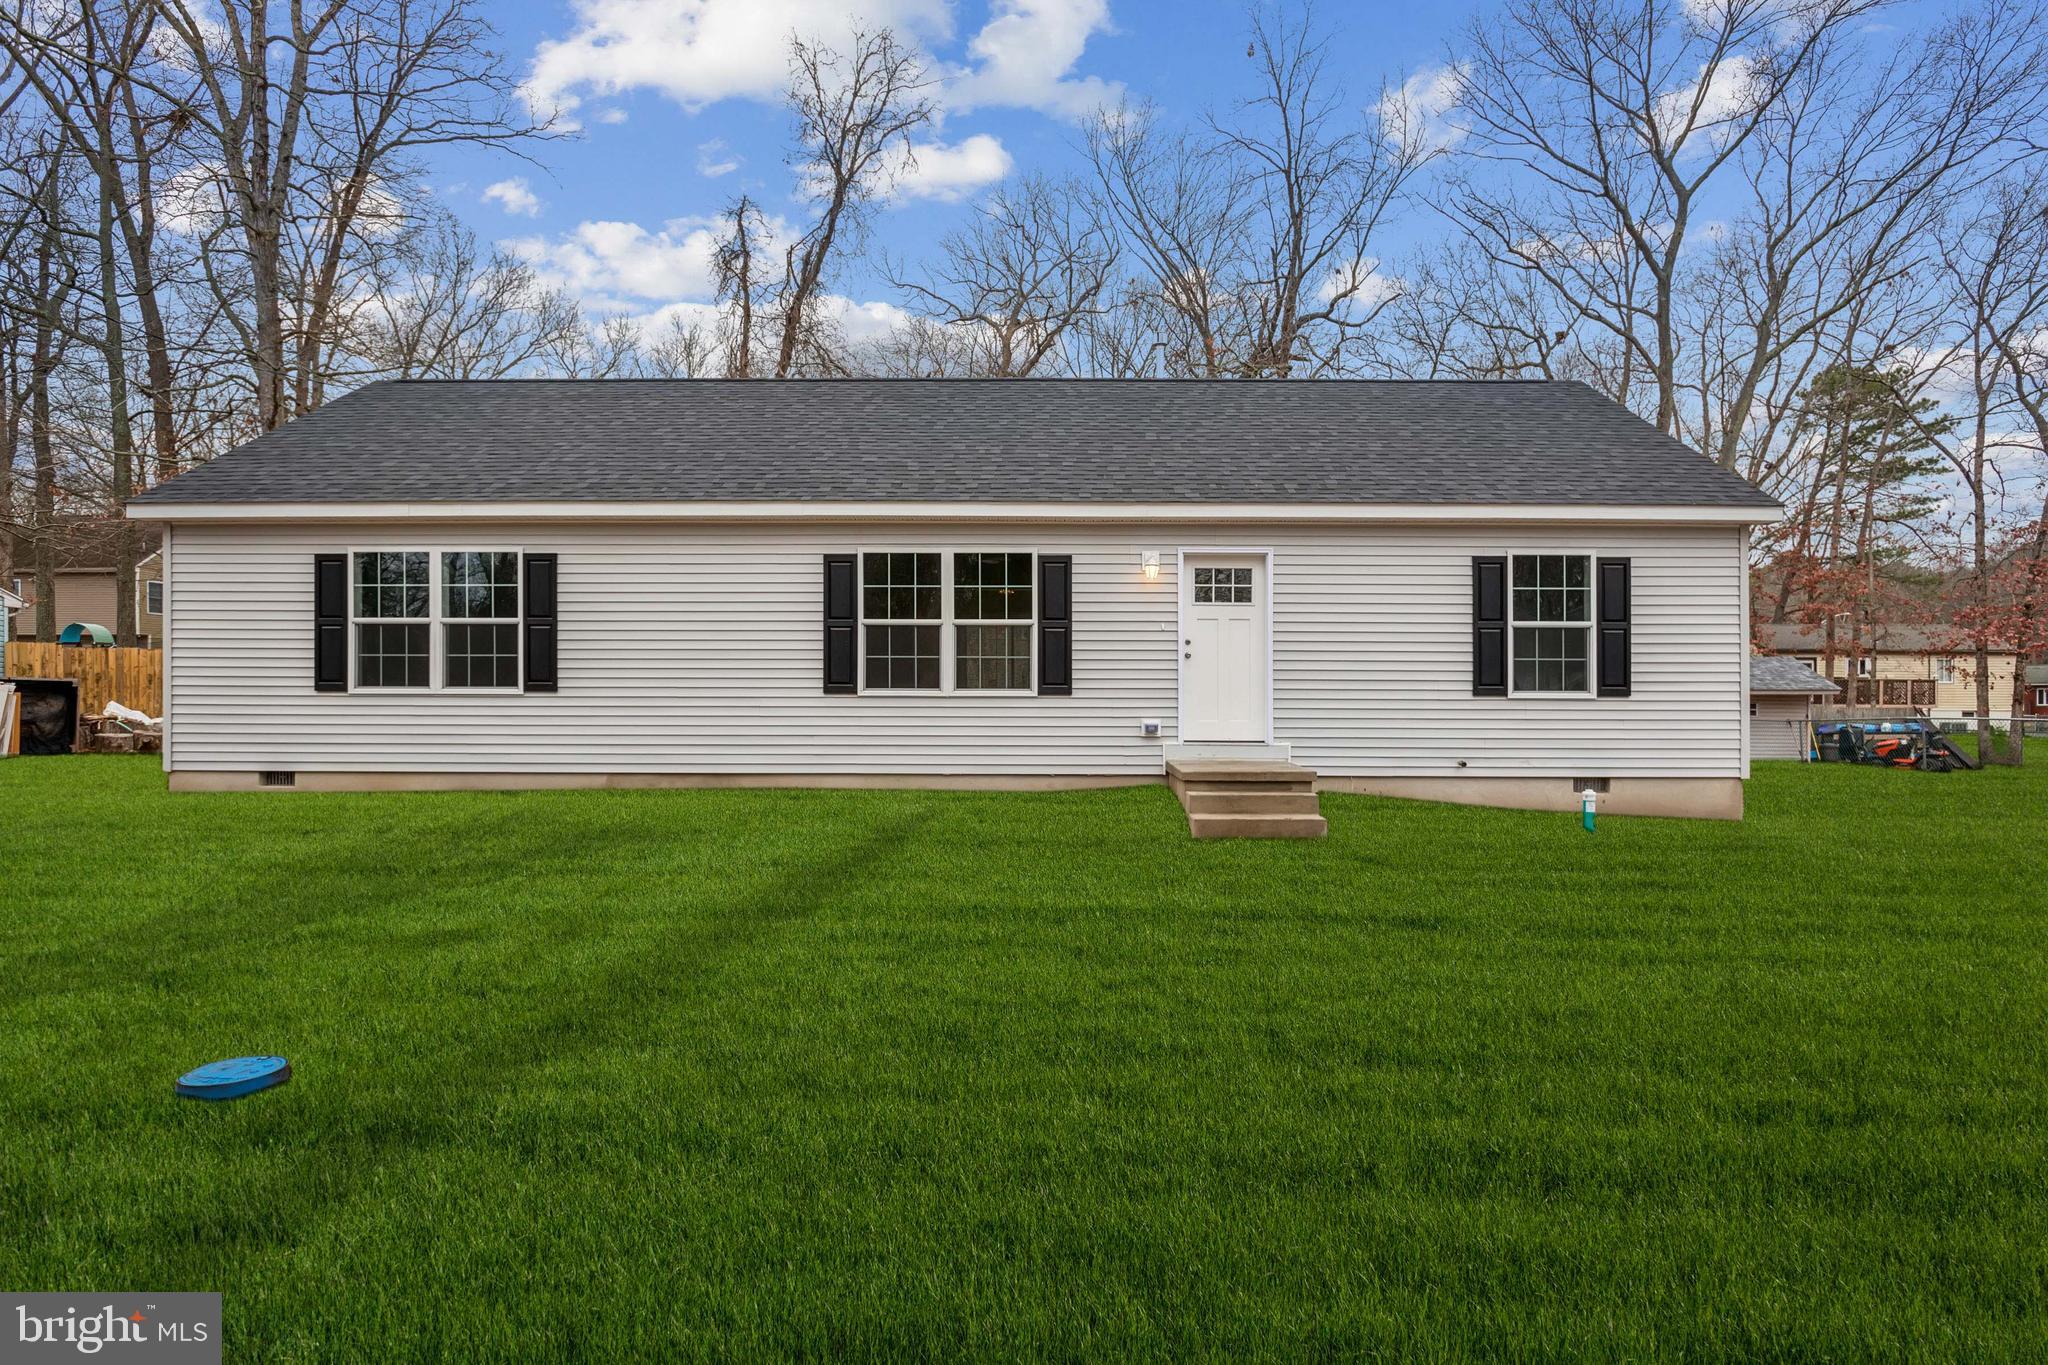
1183, 789, 1322, 816
1176, 778, 1315, 796
1188, 812, 1329, 839
1166, 758, 1311, 784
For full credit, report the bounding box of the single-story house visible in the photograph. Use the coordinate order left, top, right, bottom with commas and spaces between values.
2026, 664, 2048, 716
127, 379, 1782, 819
1749, 656, 1838, 760
1757, 621, 2017, 718
6, 542, 164, 646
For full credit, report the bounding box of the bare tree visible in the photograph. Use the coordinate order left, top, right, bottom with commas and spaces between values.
149, 0, 541, 429
1086, 100, 1250, 376
1210, 3, 1434, 375
712, 194, 770, 378
356, 216, 581, 378
774, 29, 935, 379
1446, 0, 1883, 432
1919, 185, 2048, 762
1698, 0, 2048, 468
892, 174, 1118, 376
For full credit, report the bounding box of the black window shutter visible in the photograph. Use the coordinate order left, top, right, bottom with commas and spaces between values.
1038, 555, 1073, 696
1472, 556, 1507, 697
823, 554, 857, 694
523, 553, 559, 693
314, 554, 347, 692
1597, 557, 1632, 697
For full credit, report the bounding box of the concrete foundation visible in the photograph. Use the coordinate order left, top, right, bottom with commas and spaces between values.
167, 768, 1745, 819
166, 770, 1161, 794
1315, 774, 1744, 821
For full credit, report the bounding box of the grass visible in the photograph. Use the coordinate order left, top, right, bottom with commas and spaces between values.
2, 753, 2045, 1361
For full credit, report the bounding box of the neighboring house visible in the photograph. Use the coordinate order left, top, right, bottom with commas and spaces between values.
1749, 656, 1838, 761
7, 542, 165, 646
2026, 664, 2048, 717
0, 582, 23, 652
128, 379, 1782, 819
1758, 622, 2019, 718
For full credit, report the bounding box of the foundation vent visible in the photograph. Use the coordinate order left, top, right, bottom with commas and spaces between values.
258, 771, 297, 788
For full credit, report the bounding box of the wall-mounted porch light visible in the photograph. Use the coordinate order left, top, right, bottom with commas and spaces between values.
1140, 551, 1161, 580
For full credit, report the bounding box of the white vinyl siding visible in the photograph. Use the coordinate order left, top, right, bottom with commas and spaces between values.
162, 521, 1747, 779
1750, 696, 1812, 760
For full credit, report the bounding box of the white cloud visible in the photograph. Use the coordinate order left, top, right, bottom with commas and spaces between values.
890, 134, 1012, 201
524, 0, 951, 119
822, 295, 913, 342
483, 177, 543, 217
597, 107, 630, 124
508, 213, 913, 359
156, 161, 232, 237
1316, 257, 1402, 311
161, 162, 404, 238
505, 218, 728, 308
522, 0, 1114, 122
696, 139, 741, 178
1379, 64, 1466, 155
943, 0, 1121, 119
1654, 55, 1760, 156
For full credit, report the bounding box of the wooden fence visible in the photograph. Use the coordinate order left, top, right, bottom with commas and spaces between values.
3, 643, 162, 718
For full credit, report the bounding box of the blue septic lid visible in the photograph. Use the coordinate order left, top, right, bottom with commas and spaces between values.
175, 1055, 291, 1101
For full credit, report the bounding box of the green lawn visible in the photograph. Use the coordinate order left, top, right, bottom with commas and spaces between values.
2, 755, 2044, 1360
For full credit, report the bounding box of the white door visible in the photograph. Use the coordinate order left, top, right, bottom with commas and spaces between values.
1182, 555, 1268, 742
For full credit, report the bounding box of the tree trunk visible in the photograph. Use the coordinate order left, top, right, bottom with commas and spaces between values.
96, 167, 139, 646
30, 162, 62, 643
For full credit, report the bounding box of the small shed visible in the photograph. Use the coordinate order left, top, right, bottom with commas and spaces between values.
1751, 656, 1839, 761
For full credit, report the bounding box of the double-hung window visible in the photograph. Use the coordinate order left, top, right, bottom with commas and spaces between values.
1508, 554, 1591, 694
953, 552, 1034, 690
351, 550, 520, 690
862, 552, 942, 690
859, 550, 1036, 692
442, 552, 521, 688
353, 551, 431, 688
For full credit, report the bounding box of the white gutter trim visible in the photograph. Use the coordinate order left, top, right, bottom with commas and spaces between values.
130, 499, 1781, 526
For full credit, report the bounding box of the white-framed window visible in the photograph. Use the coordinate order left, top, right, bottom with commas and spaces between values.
2035, 687, 2048, 709
1193, 566, 1252, 603
1854, 656, 1874, 679
350, 549, 520, 691
143, 579, 163, 615
859, 550, 1036, 693
1935, 657, 1957, 684
953, 552, 1035, 690
861, 551, 942, 690
1796, 656, 1819, 669
441, 552, 522, 688
1508, 553, 1592, 695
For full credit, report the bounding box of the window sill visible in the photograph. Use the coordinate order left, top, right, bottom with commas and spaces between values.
343, 687, 526, 696
856, 689, 1041, 698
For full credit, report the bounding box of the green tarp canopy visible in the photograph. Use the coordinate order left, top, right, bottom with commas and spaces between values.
57, 622, 115, 646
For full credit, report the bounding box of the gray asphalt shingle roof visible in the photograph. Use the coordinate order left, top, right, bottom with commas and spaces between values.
1750, 656, 1840, 695
1759, 622, 2019, 656
131, 378, 1781, 510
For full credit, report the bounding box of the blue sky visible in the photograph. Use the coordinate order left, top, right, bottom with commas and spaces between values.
426, 0, 1482, 333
